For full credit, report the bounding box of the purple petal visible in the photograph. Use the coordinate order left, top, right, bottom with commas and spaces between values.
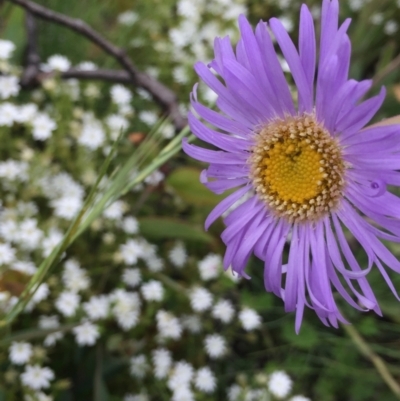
299, 5, 316, 93
255, 21, 295, 115
190, 90, 252, 135
270, 18, 313, 113
194, 62, 259, 125
284, 225, 300, 312
204, 185, 252, 229
188, 112, 250, 153
182, 139, 248, 165
337, 87, 386, 136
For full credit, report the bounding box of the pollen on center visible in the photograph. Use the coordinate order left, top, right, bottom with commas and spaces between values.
249, 114, 346, 223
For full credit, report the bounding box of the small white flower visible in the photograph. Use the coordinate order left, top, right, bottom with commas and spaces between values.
161, 124, 174, 139
239, 308, 261, 331
83, 295, 109, 320
289, 396, 311, 401
55, 291, 80, 317
120, 239, 143, 265
52, 196, 82, 220
145, 256, 164, 272
0, 39, 15, 59
77, 61, 97, 71
39, 315, 62, 347
21, 365, 55, 390
106, 114, 129, 134
0, 219, 18, 242
25, 391, 53, 401
227, 384, 241, 401
62, 260, 90, 292
0, 75, 19, 99
348, 0, 363, 11
0, 102, 18, 126
104, 200, 125, 220
204, 334, 226, 359
152, 348, 172, 379
194, 367, 216, 393
46, 54, 71, 71
144, 170, 164, 186
384, 20, 398, 35
173, 66, 190, 84
171, 387, 194, 401
31, 113, 56, 141
111, 290, 141, 330
371, 13, 384, 25
280, 16, 293, 32
73, 321, 100, 346
9, 342, 32, 365
189, 287, 213, 312
138, 111, 158, 126
181, 315, 202, 333
168, 242, 187, 268
84, 83, 100, 98
117, 10, 138, 26
15, 104, 38, 124
137, 88, 152, 100
0, 159, 28, 181
268, 371, 293, 399
110, 84, 132, 105
12, 260, 37, 275
141, 280, 164, 301
168, 361, 194, 391
212, 300, 235, 324
0, 243, 16, 265
198, 254, 222, 280
122, 268, 142, 288
79, 120, 105, 149
177, 0, 200, 19
26, 283, 50, 310
42, 229, 63, 257
201, 86, 218, 104
129, 355, 148, 378
156, 310, 182, 340
16, 218, 43, 250
123, 394, 149, 401
121, 216, 139, 234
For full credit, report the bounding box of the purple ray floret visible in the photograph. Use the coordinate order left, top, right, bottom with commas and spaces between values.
183, 0, 400, 332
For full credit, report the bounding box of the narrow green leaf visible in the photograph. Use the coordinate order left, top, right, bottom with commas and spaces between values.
139, 217, 214, 243
167, 167, 225, 207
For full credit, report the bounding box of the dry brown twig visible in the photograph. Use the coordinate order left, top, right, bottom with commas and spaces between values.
8, 0, 187, 131
20, 10, 40, 87
372, 53, 400, 88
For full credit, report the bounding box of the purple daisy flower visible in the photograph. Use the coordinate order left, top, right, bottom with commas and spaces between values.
183, 0, 400, 331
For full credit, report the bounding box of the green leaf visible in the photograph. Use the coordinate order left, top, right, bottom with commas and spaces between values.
282, 321, 319, 350
0, 323, 78, 346
94, 377, 109, 401
0, 387, 6, 401
240, 289, 273, 312
166, 167, 225, 207
139, 217, 213, 243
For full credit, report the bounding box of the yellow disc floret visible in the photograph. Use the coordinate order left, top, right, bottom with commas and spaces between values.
249, 114, 346, 223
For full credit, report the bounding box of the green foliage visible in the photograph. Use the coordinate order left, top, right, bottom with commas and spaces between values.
1, 0, 400, 401
166, 167, 226, 207
139, 217, 214, 243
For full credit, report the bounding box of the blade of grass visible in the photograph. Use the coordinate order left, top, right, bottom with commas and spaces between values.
1, 130, 124, 327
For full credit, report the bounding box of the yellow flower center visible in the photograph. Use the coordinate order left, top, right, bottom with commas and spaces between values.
249, 114, 346, 223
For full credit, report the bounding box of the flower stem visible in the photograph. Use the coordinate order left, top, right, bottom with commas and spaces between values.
342, 323, 400, 399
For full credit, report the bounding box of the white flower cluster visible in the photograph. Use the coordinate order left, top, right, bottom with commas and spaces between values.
0, 38, 313, 401
0, 102, 56, 140
228, 371, 311, 401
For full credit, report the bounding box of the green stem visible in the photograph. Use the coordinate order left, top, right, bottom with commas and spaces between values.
343, 323, 400, 399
